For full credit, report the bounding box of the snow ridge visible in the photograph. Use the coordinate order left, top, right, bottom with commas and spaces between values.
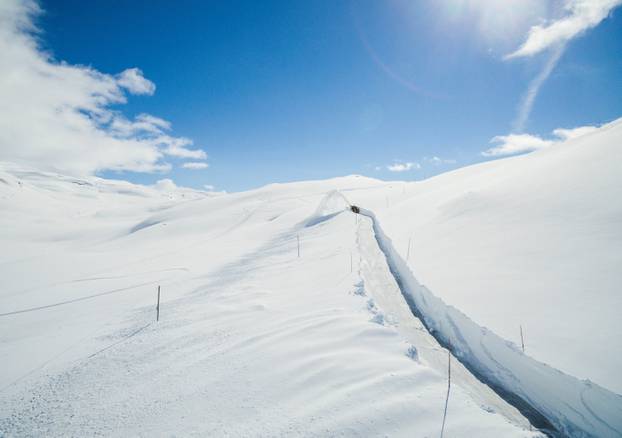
357, 206, 622, 438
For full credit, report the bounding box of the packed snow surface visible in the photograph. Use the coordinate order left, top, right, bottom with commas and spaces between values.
1, 118, 621, 436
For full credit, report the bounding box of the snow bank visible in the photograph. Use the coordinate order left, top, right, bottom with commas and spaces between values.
359, 206, 622, 437
347, 118, 622, 397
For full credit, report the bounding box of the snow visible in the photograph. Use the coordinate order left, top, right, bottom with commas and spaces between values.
349, 118, 622, 395
359, 206, 621, 436
0, 168, 539, 436
0, 117, 620, 436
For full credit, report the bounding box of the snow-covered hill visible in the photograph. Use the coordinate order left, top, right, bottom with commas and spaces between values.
1, 118, 621, 436
357, 118, 622, 395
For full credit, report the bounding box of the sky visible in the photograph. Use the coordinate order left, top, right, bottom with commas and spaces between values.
1, 0, 621, 192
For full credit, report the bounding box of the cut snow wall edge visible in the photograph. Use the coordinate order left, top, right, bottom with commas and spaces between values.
357, 207, 622, 438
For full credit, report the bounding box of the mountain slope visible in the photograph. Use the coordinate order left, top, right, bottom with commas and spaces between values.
1, 118, 620, 436
349, 118, 622, 395
0, 170, 536, 436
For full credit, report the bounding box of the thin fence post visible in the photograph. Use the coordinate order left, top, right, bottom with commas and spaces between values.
156, 285, 161, 322
297, 234, 300, 258
520, 325, 525, 353
440, 346, 451, 438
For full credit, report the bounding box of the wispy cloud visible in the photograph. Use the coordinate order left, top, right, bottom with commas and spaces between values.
159, 138, 206, 160
387, 161, 420, 172
425, 156, 457, 165
0, 0, 206, 175
109, 114, 170, 137
507, 0, 622, 59
512, 44, 566, 132
182, 162, 209, 169
506, 0, 621, 132
552, 125, 599, 140
116, 68, 156, 95
482, 134, 553, 157
482, 122, 601, 157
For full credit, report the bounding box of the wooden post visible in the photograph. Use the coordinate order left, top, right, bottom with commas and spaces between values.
297, 234, 300, 258
441, 348, 451, 438
156, 285, 161, 322
520, 325, 525, 353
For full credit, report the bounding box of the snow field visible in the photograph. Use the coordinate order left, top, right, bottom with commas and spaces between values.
1, 206, 536, 436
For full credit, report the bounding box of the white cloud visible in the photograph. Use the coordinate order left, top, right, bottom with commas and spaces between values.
116, 68, 155, 95
0, 0, 207, 176
159, 137, 206, 159
153, 178, 221, 196
482, 122, 599, 157
553, 125, 599, 140
426, 156, 457, 165
507, 0, 622, 59
182, 162, 209, 169
387, 161, 420, 172
109, 113, 170, 137
482, 134, 553, 157
153, 178, 178, 191
506, 1, 621, 132
136, 114, 171, 130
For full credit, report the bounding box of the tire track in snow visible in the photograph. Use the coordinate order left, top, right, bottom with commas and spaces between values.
0, 280, 162, 317
7, 267, 189, 298
84, 322, 153, 361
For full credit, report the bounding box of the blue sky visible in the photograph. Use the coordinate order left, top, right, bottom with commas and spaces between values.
2, 1, 621, 191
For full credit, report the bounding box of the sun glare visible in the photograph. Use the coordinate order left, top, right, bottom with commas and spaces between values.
436, 0, 549, 51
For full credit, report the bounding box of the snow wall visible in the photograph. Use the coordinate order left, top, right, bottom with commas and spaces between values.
359, 207, 622, 438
